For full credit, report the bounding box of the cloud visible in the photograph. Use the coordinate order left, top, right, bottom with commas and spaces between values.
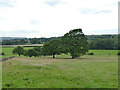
0, 17, 7, 20
80, 8, 96, 14
0, 0, 119, 38
30, 20, 40, 25
44, 0, 61, 7
1, 30, 39, 37
90, 29, 118, 35
0, 0, 16, 7
93, 10, 112, 14
80, 8, 111, 14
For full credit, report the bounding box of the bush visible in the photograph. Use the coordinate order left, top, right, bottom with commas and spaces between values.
88, 52, 94, 55
117, 52, 120, 55
0, 52, 5, 55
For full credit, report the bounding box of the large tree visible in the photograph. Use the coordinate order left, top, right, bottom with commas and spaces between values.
12, 46, 24, 57
43, 39, 61, 58
62, 28, 89, 59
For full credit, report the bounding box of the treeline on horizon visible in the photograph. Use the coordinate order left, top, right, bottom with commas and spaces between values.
2, 34, 119, 50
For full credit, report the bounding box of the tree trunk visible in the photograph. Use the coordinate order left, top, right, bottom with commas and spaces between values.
72, 56, 74, 59
18, 54, 20, 57
53, 54, 55, 58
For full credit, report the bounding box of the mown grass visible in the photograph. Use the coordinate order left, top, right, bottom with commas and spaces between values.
1, 47, 118, 88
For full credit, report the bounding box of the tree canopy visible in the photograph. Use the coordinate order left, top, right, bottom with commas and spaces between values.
62, 28, 89, 59
43, 39, 61, 58
12, 46, 24, 57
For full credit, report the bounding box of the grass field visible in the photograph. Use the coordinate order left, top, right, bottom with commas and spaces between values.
1, 47, 34, 59
1, 47, 118, 59
1, 47, 118, 88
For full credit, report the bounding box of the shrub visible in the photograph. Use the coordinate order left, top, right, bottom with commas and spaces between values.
0, 52, 5, 55
117, 52, 120, 55
88, 52, 94, 55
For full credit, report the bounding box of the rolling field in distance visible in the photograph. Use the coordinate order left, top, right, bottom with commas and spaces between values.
1, 47, 118, 88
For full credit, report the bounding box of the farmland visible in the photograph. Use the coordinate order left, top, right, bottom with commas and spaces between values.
1, 47, 118, 88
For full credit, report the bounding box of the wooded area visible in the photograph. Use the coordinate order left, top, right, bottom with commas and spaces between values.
1, 34, 119, 50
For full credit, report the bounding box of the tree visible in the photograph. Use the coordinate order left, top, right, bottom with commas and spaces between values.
23, 50, 29, 57
33, 47, 42, 57
43, 39, 61, 58
62, 28, 89, 59
12, 46, 24, 57
27, 49, 38, 57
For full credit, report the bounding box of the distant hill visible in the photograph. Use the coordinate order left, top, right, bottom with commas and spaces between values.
1, 37, 26, 40
86, 34, 118, 40
1, 34, 118, 40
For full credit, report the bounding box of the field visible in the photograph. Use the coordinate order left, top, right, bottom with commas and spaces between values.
1, 47, 118, 88
1, 47, 34, 59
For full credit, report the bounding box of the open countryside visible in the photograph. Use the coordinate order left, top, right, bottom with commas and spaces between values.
2, 47, 118, 88
1, 29, 119, 88
0, 0, 118, 89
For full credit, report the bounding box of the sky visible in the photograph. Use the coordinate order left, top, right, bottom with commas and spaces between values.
0, 0, 119, 38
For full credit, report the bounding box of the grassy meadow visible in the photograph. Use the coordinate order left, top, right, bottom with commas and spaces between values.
1, 47, 118, 88
1, 47, 34, 59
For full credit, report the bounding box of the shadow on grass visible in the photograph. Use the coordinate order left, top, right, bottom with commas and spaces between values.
18, 55, 93, 60
55, 55, 93, 60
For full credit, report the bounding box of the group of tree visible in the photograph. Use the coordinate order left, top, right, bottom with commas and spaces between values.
2, 34, 118, 50
2, 37, 61, 45
89, 38, 119, 50
12, 46, 42, 57
86, 34, 118, 40
12, 28, 89, 59
2, 39, 28, 45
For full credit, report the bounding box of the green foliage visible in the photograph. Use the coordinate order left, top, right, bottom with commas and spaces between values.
62, 28, 89, 59
30, 38, 41, 44
43, 39, 61, 58
2, 47, 118, 59
12, 46, 24, 57
23, 47, 43, 57
89, 38, 118, 50
33, 47, 42, 56
86, 34, 118, 40
2, 34, 119, 50
2, 39, 28, 45
23, 50, 29, 57
2, 37, 61, 45
26, 49, 38, 57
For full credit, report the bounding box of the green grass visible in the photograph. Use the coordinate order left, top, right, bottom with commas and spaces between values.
2, 56, 118, 88
1, 47, 118, 58
1, 47, 118, 88
1, 47, 15, 59
88, 50, 118, 56
1, 47, 34, 59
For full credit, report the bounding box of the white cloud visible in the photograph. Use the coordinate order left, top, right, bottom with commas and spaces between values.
0, 0, 118, 37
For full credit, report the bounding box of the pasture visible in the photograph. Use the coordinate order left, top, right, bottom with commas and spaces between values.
1, 47, 118, 88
